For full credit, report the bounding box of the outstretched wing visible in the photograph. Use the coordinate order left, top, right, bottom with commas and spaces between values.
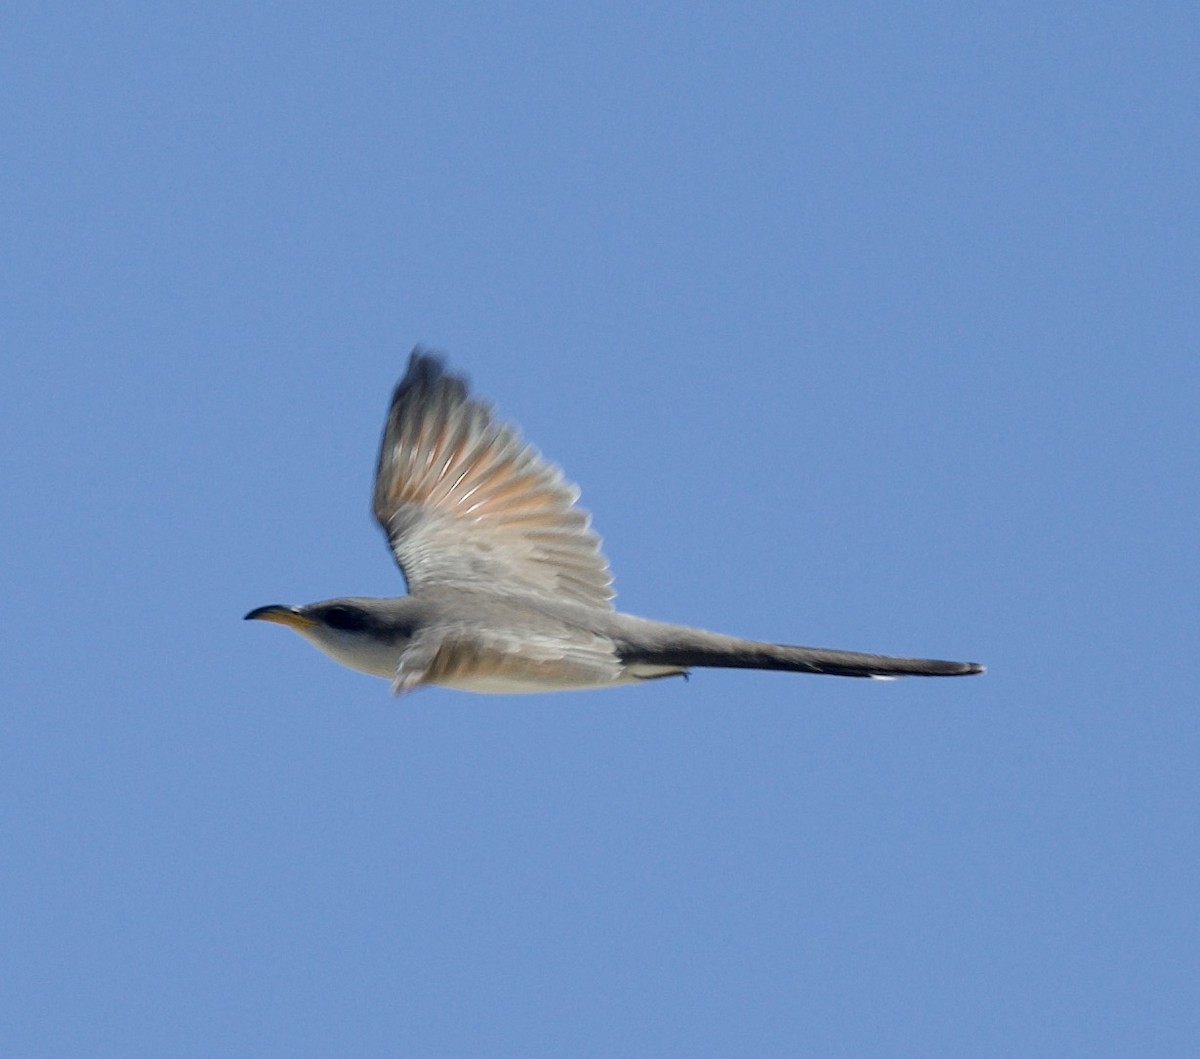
372, 350, 616, 609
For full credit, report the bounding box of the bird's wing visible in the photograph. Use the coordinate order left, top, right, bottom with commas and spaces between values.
372, 350, 616, 609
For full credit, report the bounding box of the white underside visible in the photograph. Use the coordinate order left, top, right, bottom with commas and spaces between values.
435, 666, 679, 695
300, 628, 682, 694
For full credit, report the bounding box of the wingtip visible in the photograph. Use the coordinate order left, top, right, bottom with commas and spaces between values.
404, 346, 449, 383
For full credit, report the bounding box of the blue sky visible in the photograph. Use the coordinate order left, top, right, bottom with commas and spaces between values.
3, 2, 1195, 1055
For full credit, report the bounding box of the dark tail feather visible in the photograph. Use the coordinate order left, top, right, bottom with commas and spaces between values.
623, 628, 984, 679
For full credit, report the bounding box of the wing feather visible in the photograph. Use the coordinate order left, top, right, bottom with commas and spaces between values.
372, 350, 616, 608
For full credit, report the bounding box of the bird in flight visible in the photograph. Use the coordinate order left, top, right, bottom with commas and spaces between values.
246, 350, 983, 695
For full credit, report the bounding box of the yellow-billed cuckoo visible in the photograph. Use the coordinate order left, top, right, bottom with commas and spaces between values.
246, 351, 984, 695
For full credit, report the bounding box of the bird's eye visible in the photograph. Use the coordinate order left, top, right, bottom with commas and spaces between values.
323, 605, 366, 631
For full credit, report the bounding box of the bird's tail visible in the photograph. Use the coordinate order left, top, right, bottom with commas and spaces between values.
619, 622, 984, 679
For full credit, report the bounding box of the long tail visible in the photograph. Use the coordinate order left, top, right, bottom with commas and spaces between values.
619, 622, 984, 679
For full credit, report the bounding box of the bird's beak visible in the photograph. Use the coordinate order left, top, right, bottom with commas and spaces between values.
244, 604, 318, 629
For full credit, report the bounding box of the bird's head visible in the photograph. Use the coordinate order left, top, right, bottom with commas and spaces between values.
244, 598, 414, 679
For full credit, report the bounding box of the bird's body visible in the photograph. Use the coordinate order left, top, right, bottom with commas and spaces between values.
258, 593, 686, 693
246, 351, 983, 694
